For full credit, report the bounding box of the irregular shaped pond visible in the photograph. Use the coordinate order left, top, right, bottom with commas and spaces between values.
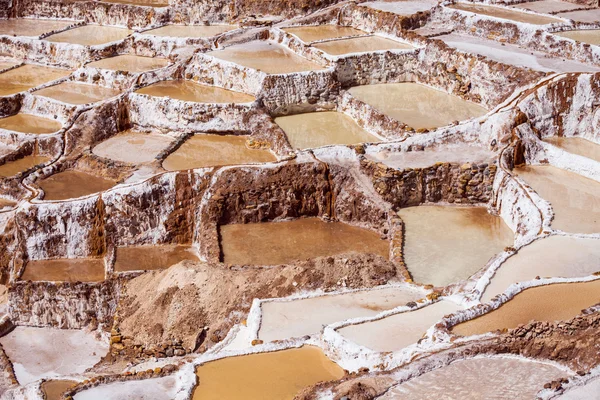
38, 170, 117, 200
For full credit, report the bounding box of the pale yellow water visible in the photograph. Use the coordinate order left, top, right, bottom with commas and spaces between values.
367, 143, 493, 169
314, 36, 413, 55
448, 3, 563, 25
275, 111, 379, 149
38, 170, 116, 200
399, 206, 513, 287
0, 65, 72, 96
220, 217, 389, 265
515, 165, 600, 234
192, 346, 345, 400
283, 25, 367, 43
92, 130, 174, 164
454, 280, 600, 336
0, 114, 62, 134
555, 30, 600, 46
41, 380, 78, 400
144, 25, 236, 38
0, 155, 50, 177
114, 245, 198, 272
207, 41, 325, 74
21, 258, 105, 282
0, 61, 17, 71
162, 134, 276, 170
87, 55, 169, 73
136, 80, 255, 103
545, 136, 600, 162
348, 83, 488, 129
45, 25, 132, 46
0, 19, 73, 37
35, 82, 121, 105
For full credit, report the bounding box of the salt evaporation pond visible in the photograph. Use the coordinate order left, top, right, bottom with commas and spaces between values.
136, 80, 255, 103
313, 36, 413, 55
207, 41, 325, 74
21, 258, 105, 282
259, 286, 425, 342
144, 24, 236, 37
162, 134, 275, 170
448, 3, 563, 24
512, 0, 585, 13
92, 130, 174, 164
453, 280, 600, 337
348, 83, 488, 129
555, 30, 600, 46
557, 377, 600, 400
0, 327, 108, 385
74, 376, 178, 400
380, 357, 566, 399
482, 236, 600, 302
399, 206, 513, 287
283, 25, 366, 43
545, 136, 600, 162
38, 170, 117, 200
275, 111, 379, 149
192, 346, 344, 400
87, 54, 169, 73
515, 165, 600, 234
42, 380, 78, 400
360, 0, 438, 15
0, 155, 50, 177
0, 18, 73, 37
114, 244, 198, 272
339, 300, 462, 352
35, 82, 121, 105
0, 113, 62, 134
102, 0, 168, 6
0, 65, 71, 96
220, 217, 389, 265
45, 25, 132, 46
556, 9, 600, 23
0, 61, 17, 70
367, 143, 493, 169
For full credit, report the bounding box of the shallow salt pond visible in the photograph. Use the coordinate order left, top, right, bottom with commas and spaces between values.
555, 30, 600, 46
92, 130, 174, 164
0, 113, 62, 134
380, 357, 566, 399
35, 82, 121, 105
162, 134, 275, 170
0, 326, 108, 385
283, 25, 367, 43
21, 258, 105, 282
0, 155, 50, 177
448, 3, 563, 24
207, 41, 325, 74
556, 9, 600, 23
38, 170, 117, 200
87, 54, 169, 73
0, 65, 72, 96
512, 0, 585, 13
557, 377, 600, 400
0, 61, 17, 71
453, 280, 600, 337
114, 244, 198, 272
314, 36, 413, 55
360, 0, 439, 15
220, 217, 389, 265
367, 143, 493, 169
275, 111, 379, 149
545, 136, 600, 162
192, 346, 344, 400
42, 380, 78, 400
348, 83, 488, 129
45, 25, 132, 46
0, 19, 73, 37
144, 24, 236, 37
74, 376, 178, 400
515, 165, 600, 234
339, 300, 462, 352
136, 80, 255, 103
100, 0, 168, 6
482, 236, 600, 302
399, 206, 513, 287
259, 286, 425, 342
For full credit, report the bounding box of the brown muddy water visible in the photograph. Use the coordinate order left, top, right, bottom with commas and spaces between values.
114, 244, 199, 272
21, 258, 105, 282
0, 198, 16, 208
314, 36, 413, 55
448, 3, 563, 24
0, 19, 73, 37
0, 155, 50, 177
0, 65, 72, 97
275, 111, 379, 149
144, 24, 237, 37
348, 82, 488, 129
283, 25, 367, 43
42, 380, 78, 400
545, 136, 600, 162
220, 217, 389, 265
555, 30, 600, 46
162, 134, 276, 170
136, 80, 255, 103
453, 279, 600, 337
92, 130, 174, 164
38, 170, 117, 200
0, 113, 62, 134
35, 82, 121, 105
45, 25, 132, 46
192, 346, 344, 400
87, 55, 169, 72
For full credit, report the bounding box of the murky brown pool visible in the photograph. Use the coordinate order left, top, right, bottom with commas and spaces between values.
348, 83, 487, 129
453, 279, 600, 337
283, 25, 367, 43
35, 82, 121, 105
0, 18, 73, 37
555, 30, 600, 46
192, 346, 344, 400
448, 3, 563, 24
220, 217, 389, 265
0, 155, 50, 177
21, 258, 105, 282
162, 134, 276, 170
92, 130, 174, 164
45, 25, 132, 46
144, 24, 236, 37
42, 380, 78, 400
0, 198, 16, 208
136, 80, 255, 103
87, 55, 169, 73
544, 136, 600, 162
0, 113, 62, 134
114, 244, 198, 272
38, 170, 117, 200
314, 36, 413, 55
0, 65, 71, 96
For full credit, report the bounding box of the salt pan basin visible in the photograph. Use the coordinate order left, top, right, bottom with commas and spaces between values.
0, 113, 62, 134
380, 357, 566, 399
512, 0, 586, 13
74, 376, 178, 400
545, 136, 600, 162
360, 0, 439, 15
367, 143, 493, 169
557, 377, 600, 400
136, 80, 255, 103
35, 82, 121, 105
0, 65, 71, 96
21, 258, 105, 282
144, 24, 236, 37
92, 130, 174, 164
101, 0, 168, 7
87, 54, 169, 73
0, 61, 18, 70
42, 380, 78, 400
314, 36, 413, 55
220, 217, 389, 265
38, 170, 117, 200
0, 19, 74, 37
45, 25, 132, 46
114, 245, 198, 272
448, 3, 563, 24
555, 30, 600, 46
0, 326, 108, 385
275, 111, 379, 149
348, 83, 487, 129
339, 300, 462, 352
192, 346, 344, 400
556, 9, 600, 23
283, 25, 367, 43
259, 286, 425, 342
207, 41, 325, 74
0, 155, 50, 177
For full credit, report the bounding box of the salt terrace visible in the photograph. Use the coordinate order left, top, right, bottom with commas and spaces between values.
0, 0, 599, 399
